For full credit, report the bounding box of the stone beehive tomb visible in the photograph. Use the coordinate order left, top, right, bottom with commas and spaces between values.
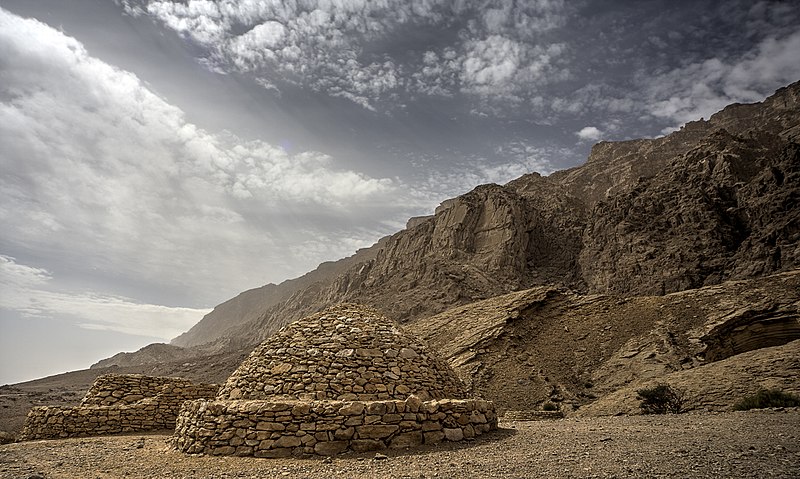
20, 374, 218, 440
173, 304, 497, 457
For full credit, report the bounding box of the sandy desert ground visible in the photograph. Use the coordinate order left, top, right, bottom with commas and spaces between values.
1, 409, 798, 479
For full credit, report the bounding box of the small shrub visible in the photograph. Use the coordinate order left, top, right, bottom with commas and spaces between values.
732, 389, 800, 411
636, 384, 685, 414
542, 402, 558, 411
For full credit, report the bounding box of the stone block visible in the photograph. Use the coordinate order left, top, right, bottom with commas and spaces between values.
314, 441, 349, 456
211, 446, 236, 455
350, 439, 386, 452
273, 435, 303, 448
333, 426, 355, 440
367, 402, 387, 416
443, 428, 464, 442
422, 421, 442, 431
389, 431, 423, 449
338, 402, 365, 416
256, 421, 285, 431
423, 430, 446, 444
356, 424, 399, 439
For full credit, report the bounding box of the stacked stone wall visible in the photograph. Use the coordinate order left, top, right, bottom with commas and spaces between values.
173, 395, 497, 457
219, 307, 467, 402
20, 374, 218, 440
80, 374, 211, 406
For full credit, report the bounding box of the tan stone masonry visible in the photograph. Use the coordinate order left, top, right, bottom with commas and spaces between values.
19, 374, 218, 440
173, 396, 497, 457
174, 304, 498, 456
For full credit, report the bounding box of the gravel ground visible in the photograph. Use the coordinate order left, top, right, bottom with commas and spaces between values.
1, 410, 798, 479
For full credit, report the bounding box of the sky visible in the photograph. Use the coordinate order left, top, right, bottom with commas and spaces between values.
1, 0, 799, 385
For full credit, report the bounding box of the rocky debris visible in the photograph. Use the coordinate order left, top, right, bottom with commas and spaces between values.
577, 339, 800, 417
2, 411, 799, 478
500, 410, 563, 421
18, 374, 218, 440
219, 304, 467, 402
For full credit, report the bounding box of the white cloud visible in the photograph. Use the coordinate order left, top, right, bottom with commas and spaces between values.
644, 29, 800, 128
0, 8, 398, 311
120, 0, 571, 112
576, 126, 603, 141
0, 255, 209, 338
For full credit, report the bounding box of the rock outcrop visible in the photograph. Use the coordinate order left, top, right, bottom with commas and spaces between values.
576, 339, 800, 417
406, 270, 800, 414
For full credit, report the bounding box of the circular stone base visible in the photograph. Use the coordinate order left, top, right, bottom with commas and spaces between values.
174, 396, 497, 457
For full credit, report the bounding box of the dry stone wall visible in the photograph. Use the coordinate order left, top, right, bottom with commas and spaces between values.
173, 395, 497, 457
174, 304, 498, 457
20, 374, 218, 440
219, 305, 467, 402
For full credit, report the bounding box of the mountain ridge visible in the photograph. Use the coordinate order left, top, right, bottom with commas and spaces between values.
167, 80, 800, 353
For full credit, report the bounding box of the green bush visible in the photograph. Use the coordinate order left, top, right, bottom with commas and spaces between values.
542, 402, 558, 411
636, 384, 685, 414
732, 389, 800, 411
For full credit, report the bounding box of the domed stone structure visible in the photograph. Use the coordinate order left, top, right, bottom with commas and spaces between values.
174, 304, 497, 457
218, 304, 467, 402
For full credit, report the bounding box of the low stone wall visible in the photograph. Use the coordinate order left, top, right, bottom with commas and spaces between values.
19, 375, 218, 440
173, 395, 497, 457
80, 374, 213, 406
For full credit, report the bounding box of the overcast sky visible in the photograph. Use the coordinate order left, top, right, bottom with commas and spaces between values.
1, 0, 799, 384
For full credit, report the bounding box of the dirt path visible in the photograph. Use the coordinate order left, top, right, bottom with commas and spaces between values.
2, 410, 798, 478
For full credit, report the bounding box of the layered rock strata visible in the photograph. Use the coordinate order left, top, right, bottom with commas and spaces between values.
19, 374, 218, 440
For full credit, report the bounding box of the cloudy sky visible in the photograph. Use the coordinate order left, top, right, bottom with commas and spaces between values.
1, 0, 799, 384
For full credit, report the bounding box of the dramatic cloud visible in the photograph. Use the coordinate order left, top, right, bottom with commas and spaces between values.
0, 8, 402, 311
643, 29, 800, 131
120, 0, 571, 111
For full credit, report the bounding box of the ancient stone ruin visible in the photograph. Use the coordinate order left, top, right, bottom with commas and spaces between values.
173, 304, 497, 457
19, 374, 218, 440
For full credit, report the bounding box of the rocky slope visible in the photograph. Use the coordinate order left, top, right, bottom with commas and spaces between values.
578, 339, 800, 417
155, 81, 800, 355
407, 270, 800, 413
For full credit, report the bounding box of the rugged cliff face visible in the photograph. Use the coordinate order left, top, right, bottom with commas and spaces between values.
195, 81, 800, 352
97, 82, 800, 364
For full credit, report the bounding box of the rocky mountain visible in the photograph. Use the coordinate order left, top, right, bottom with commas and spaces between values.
166, 80, 799, 354
29, 80, 794, 434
